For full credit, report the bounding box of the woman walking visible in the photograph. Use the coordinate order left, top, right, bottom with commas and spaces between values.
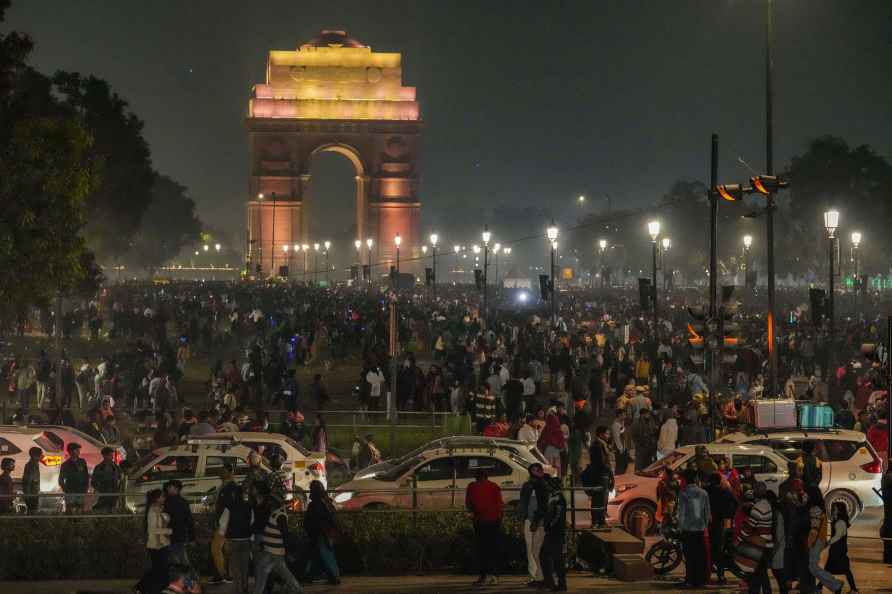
134, 489, 171, 594
825, 502, 858, 593
304, 480, 341, 584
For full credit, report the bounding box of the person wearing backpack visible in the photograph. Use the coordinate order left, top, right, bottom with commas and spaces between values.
538, 475, 568, 592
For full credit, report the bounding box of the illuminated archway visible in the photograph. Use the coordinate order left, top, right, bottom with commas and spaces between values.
246, 30, 422, 277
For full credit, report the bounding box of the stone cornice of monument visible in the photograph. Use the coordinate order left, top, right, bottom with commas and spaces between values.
248, 30, 419, 122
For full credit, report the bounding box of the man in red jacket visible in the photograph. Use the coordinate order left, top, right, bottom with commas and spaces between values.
466, 468, 504, 586
868, 409, 889, 470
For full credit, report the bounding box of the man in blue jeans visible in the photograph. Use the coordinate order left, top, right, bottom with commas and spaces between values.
677, 468, 711, 588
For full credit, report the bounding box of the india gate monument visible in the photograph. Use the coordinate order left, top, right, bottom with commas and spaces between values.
246, 30, 422, 277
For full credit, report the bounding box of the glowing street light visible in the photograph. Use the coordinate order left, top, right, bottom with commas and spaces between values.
394, 233, 401, 275
823, 209, 839, 238
365, 238, 374, 287
661, 237, 671, 251
578, 195, 586, 204
547, 220, 559, 325
743, 235, 753, 250
472, 244, 481, 254
598, 239, 607, 251
203, 244, 209, 252
214, 243, 221, 252
429, 233, 439, 247
354, 239, 361, 251
647, 220, 661, 242
421, 245, 428, 255
851, 231, 862, 248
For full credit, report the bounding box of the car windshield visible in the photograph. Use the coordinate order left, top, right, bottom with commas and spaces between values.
377, 455, 424, 481
636, 451, 686, 478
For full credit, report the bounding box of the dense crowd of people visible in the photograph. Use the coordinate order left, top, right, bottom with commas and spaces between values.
2, 280, 892, 592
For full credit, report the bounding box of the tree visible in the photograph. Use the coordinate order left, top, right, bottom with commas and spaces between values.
125, 172, 202, 274
783, 136, 892, 276
0, 116, 99, 328
53, 71, 154, 264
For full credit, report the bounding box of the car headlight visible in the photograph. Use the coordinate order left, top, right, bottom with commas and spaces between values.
613, 484, 637, 495
333, 491, 354, 504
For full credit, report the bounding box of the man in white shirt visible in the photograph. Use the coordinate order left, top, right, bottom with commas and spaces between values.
365, 366, 385, 410
517, 415, 539, 443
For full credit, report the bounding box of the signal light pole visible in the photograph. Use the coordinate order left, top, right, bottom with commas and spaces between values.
547, 221, 559, 327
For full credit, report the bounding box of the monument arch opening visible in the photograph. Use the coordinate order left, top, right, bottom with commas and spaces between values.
246, 30, 422, 278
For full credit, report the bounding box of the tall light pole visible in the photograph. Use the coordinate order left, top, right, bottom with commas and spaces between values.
482, 225, 492, 325
661, 237, 672, 291
453, 244, 461, 283
648, 220, 661, 402
366, 238, 374, 288
430, 233, 439, 298
394, 233, 401, 274
851, 231, 862, 291
493, 243, 501, 291
313, 242, 320, 285
598, 238, 607, 288
825, 210, 839, 392
765, 0, 778, 396
743, 234, 753, 289
257, 192, 264, 275
354, 239, 362, 283
324, 240, 331, 285
302, 244, 309, 282
547, 221, 559, 326
282, 244, 290, 279
270, 192, 278, 275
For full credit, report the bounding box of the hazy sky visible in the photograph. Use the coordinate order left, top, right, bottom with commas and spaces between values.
8, 1, 892, 248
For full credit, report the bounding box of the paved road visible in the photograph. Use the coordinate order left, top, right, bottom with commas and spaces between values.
5, 538, 889, 594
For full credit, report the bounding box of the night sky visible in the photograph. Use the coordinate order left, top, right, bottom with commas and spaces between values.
8, 1, 892, 251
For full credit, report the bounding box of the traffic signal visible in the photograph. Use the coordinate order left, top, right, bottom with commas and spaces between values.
638, 278, 652, 310
424, 267, 433, 287
716, 184, 746, 202
539, 275, 550, 300
719, 286, 741, 366
686, 305, 709, 368
750, 175, 789, 195
809, 288, 827, 327
474, 269, 484, 290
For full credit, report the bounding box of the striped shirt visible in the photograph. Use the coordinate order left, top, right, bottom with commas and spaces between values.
741, 499, 774, 549
260, 507, 287, 556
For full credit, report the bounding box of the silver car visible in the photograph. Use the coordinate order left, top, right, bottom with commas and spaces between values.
717, 428, 883, 518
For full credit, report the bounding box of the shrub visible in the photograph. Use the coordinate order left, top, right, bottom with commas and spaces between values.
0, 511, 577, 580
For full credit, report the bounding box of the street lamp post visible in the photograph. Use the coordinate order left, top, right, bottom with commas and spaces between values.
394, 233, 401, 274
257, 192, 264, 275
366, 238, 374, 288
453, 245, 461, 283
313, 242, 320, 285
648, 220, 661, 401
270, 192, 278, 275
493, 243, 501, 291
547, 221, 559, 326
482, 226, 491, 326
430, 233, 439, 299
851, 232, 862, 290
324, 240, 331, 284
825, 209, 839, 402
301, 244, 309, 282
661, 237, 672, 291
598, 239, 607, 288
354, 239, 362, 283
282, 244, 290, 279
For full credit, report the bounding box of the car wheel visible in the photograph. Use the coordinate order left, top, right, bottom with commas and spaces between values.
825, 489, 860, 521
622, 500, 656, 536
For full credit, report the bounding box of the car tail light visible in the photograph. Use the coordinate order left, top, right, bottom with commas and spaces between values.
40, 454, 63, 466
308, 462, 325, 474
861, 459, 882, 474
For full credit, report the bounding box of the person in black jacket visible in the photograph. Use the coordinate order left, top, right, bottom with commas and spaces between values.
222, 484, 253, 594
539, 476, 568, 591
582, 425, 614, 530
163, 479, 195, 567
304, 480, 341, 584
705, 472, 738, 585
59, 443, 89, 513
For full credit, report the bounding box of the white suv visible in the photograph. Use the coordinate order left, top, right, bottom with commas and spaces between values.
186, 432, 326, 492
126, 443, 278, 512
717, 428, 883, 518
333, 438, 552, 511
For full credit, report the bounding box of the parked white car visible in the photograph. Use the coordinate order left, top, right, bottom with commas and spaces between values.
717, 428, 884, 517
592, 443, 791, 534
186, 432, 326, 492
334, 438, 553, 511
0, 426, 66, 510
125, 443, 278, 512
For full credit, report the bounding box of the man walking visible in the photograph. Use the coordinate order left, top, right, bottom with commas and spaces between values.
59, 443, 89, 513
631, 408, 657, 471
164, 479, 196, 566
582, 425, 615, 530
518, 463, 547, 586
539, 475, 568, 591
252, 482, 303, 594
677, 468, 711, 588
465, 469, 503, 586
